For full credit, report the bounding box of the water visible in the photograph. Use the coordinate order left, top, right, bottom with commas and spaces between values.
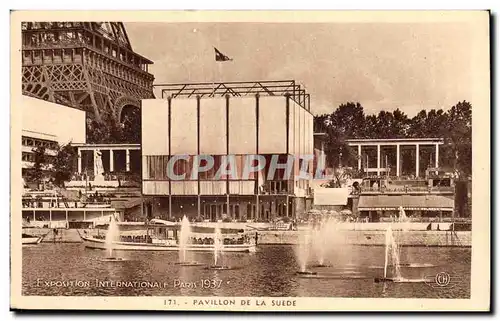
22, 244, 471, 298
384, 226, 402, 280
295, 225, 312, 272
312, 221, 327, 266
178, 216, 191, 263
398, 206, 410, 232
213, 223, 223, 267
104, 218, 119, 258
310, 217, 342, 267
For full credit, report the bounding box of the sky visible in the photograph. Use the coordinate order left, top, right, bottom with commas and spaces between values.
125, 22, 474, 116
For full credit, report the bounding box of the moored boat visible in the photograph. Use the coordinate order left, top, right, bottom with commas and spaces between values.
80, 219, 257, 253
22, 234, 43, 245
81, 235, 256, 252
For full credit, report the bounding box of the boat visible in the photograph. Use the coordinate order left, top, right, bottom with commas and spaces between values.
80, 219, 257, 253
22, 233, 43, 245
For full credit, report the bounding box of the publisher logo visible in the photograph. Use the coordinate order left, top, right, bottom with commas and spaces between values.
435, 272, 451, 287
425, 272, 459, 289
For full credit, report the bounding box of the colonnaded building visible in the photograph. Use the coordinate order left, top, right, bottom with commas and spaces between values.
141, 80, 314, 221
21, 95, 86, 179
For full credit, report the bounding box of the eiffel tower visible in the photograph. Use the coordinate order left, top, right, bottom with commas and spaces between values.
21, 22, 155, 143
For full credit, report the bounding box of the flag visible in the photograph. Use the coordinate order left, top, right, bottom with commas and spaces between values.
214, 47, 232, 61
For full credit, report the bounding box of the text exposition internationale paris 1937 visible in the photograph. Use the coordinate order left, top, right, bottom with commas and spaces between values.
10, 10, 490, 311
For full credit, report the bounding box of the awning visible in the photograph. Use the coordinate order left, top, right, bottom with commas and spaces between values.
111, 197, 143, 209
358, 194, 454, 211
313, 188, 349, 206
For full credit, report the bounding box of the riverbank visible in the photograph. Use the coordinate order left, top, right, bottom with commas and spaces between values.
22, 227, 471, 247
258, 230, 471, 247
22, 228, 89, 243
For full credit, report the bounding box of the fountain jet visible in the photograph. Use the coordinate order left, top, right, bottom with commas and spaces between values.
383, 226, 402, 280
295, 223, 317, 275
398, 206, 410, 232
178, 216, 191, 263
175, 216, 203, 266
102, 215, 125, 262
206, 222, 231, 270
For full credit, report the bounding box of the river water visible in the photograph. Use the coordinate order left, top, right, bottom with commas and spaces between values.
22, 244, 470, 298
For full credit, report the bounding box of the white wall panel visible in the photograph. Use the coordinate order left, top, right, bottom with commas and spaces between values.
259, 96, 287, 154
200, 98, 226, 154
141, 99, 169, 155
143, 181, 169, 195
200, 181, 226, 195
170, 98, 198, 154
171, 181, 198, 195
288, 98, 294, 154
228, 97, 256, 154
305, 110, 308, 155
294, 102, 300, 156
308, 113, 314, 154
300, 106, 306, 156
229, 181, 255, 195
22, 95, 86, 145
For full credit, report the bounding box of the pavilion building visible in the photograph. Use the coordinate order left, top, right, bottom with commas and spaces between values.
140, 80, 315, 221
344, 138, 456, 222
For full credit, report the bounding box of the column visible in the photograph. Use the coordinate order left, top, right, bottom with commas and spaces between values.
168, 195, 172, 220
396, 144, 400, 177
435, 144, 439, 168
357, 145, 362, 170
125, 149, 130, 172
376, 144, 381, 176
286, 195, 289, 218
109, 149, 114, 172
197, 195, 201, 218
256, 195, 259, 221
415, 144, 420, 178
92, 149, 96, 175
77, 149, 82, 174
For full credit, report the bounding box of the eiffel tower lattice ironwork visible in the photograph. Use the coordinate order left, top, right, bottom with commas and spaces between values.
21, 22, 155, 143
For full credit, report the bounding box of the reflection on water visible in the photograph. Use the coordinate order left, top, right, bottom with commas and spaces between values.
22, 244, 470, 298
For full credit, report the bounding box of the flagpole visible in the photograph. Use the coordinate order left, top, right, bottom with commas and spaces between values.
212, 48, 216, 97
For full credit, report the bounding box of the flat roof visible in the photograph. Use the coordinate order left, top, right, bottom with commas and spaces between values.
22, 129, 57, 140
71, 143, 141, 150
346, 138, 444, 144
154, 80, 311, 111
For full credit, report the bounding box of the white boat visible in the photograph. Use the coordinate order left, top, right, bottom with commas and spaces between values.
80, 220, 257, 253
22, 235, 43, 245
81, 235, 256, 252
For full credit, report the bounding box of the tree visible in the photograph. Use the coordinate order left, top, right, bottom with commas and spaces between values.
86, 111, 141, 144
25, 146, 47, 186
51, 143, 77, 187
322, 167, 363, 188
370, 110, 409, 138
314, 102, 366, 169
120, 107, 142, 144
87, 118, 112, 144
313, 100, 472, 178
443, 101, 472, 177
330, 102, 366, 138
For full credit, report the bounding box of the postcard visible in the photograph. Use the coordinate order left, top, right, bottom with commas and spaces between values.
10, 10, 490, 311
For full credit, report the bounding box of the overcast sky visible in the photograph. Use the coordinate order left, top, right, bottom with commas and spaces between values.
125, 22, 474, 116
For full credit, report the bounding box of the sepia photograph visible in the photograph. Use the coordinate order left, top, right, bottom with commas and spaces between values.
10, 10, 490, 311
